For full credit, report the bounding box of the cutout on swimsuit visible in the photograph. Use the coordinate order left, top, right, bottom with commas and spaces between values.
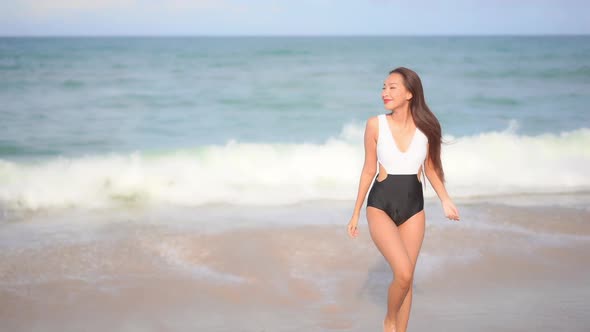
376, 163, 389, 183
416, 164, 423, 183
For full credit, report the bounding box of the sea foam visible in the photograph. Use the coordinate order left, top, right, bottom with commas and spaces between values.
1, 121, 588, 211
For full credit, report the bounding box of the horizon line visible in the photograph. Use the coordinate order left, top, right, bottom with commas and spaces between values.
1, 33, 589, 38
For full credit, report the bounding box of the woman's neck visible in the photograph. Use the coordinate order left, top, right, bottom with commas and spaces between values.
389, 104, 412, 127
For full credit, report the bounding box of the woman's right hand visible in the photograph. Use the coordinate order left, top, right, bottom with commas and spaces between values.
347, 215, 359, 239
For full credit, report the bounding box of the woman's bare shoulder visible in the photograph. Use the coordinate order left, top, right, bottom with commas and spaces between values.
364, 115, 380, 140
365, 115, 379, 128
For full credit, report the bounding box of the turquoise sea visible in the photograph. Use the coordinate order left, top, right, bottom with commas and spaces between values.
1, 36, 589, 211
1, 36, 589, 332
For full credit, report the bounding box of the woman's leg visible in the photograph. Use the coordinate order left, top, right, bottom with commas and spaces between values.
395, 210, 426, 332
366, 207, 414, 332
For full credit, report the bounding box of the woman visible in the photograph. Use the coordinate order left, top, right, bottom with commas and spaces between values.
347, 67, 460, 332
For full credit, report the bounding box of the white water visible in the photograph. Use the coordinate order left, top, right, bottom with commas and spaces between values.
1, 121, 589, 211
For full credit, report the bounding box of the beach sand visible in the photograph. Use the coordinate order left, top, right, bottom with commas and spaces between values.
1, 200, 589, 331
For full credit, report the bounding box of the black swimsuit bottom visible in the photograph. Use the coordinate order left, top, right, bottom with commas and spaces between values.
366, 173, 424, 227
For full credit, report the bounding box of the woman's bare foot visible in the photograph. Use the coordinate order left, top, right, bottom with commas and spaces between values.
383, 316, 396, 332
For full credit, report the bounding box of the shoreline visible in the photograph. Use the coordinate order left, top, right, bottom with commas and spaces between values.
1, 202, 589, 331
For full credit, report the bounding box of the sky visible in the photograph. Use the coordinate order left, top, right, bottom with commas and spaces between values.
0, 0, 588, 36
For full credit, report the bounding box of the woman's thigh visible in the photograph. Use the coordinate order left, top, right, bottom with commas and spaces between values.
366, 207, 412, 277
398, 210, 426, 271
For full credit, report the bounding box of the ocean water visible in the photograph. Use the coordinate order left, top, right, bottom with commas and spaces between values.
1, 36, 589, 212
1, 36, 590, 331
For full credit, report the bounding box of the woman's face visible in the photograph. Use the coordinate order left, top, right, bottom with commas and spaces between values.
382, 73, 412, 111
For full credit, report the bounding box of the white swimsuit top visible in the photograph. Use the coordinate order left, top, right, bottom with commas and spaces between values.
376, 113, 428, 179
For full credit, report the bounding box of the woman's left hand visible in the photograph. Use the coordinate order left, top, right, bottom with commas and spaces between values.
442, 199, 460, 221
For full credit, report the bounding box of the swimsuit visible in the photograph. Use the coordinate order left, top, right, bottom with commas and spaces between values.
366, 113, 428, 226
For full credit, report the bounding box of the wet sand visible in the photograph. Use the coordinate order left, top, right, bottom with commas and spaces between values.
1, 201, 589, 331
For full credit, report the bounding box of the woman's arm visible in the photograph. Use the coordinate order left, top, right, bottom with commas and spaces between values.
348, 117, 378, 236
424, 145, 450, 202
424, 145, 460, 221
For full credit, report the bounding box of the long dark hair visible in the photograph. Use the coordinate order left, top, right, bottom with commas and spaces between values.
389, 67, 445, 183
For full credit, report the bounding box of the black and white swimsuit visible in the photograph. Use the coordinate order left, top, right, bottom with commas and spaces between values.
366, 113, 428, 226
